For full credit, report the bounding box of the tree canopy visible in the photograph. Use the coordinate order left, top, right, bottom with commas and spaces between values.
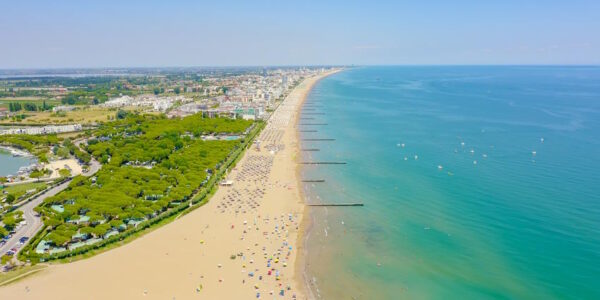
35, 113, 253, 250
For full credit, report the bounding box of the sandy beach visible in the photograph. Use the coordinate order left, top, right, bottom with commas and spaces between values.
0, 71, 335, 299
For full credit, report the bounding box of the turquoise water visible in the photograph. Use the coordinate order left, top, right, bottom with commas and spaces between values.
0, 151, 34, 177
222, 135, 241, 141
301, 66, 600, 299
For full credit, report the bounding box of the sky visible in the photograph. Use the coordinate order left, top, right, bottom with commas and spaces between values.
1, 0, 599, 68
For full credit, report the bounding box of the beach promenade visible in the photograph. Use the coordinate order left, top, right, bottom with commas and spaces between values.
0, 72, 334, 299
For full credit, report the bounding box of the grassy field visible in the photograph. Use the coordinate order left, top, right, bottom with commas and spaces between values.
0, 106, 161, 125
1, 182, 48, 199
0, 107, 116, 125
56, 131, 86, 140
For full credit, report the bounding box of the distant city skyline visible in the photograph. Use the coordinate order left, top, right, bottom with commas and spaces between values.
1, 0, 599, 68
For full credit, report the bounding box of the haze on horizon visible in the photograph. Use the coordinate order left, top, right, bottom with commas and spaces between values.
1, 0, 599, 69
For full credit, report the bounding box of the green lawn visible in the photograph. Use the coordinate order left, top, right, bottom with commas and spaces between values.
1, 182, 48, 200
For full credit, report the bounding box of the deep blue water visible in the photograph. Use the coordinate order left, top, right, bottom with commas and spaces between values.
301, 66, 600, 299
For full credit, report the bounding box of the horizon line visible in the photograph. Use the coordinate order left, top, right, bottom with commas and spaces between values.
1, 63, 599, 72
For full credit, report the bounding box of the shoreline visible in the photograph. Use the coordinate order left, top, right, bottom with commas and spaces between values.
293, 70, 341, 300
0, 145, 34, 158
0, 71, 340, 300
0, 145, 37, 179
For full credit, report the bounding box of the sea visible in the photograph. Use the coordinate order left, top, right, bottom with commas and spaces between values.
0, 150, 34, 177
300, 66, 600, 300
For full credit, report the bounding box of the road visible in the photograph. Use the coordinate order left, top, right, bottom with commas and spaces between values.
82, 157, 101, 177
0, 180, 73, 258
1, 147, 101, 261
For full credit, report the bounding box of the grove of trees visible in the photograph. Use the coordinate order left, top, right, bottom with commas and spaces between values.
33, 114, 252, 250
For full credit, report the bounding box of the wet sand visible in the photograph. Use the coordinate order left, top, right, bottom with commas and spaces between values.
0, 71, 336, 299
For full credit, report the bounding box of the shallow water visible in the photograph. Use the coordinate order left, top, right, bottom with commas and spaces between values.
301, 66, 600, 299
0, 151, 34, 177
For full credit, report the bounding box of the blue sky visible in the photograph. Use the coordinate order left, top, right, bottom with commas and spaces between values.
1, 0, 599, 68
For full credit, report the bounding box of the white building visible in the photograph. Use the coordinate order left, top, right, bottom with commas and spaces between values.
0, 124, 83, 135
